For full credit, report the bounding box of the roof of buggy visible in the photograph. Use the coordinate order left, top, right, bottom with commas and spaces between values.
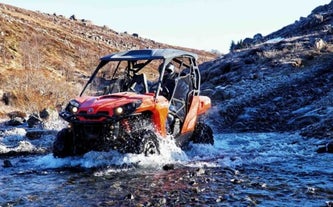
100, 48, 198, 61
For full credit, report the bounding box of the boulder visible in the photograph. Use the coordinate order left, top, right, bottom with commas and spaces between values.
317, 141, 333, 153
39, 108, 50, 119
27, 114, 42, 128
3, 160, 13, 168
6, 111, 26, 126
2, 92, 17, 106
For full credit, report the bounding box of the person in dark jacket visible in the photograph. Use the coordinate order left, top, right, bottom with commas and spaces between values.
160, 63, 177, 100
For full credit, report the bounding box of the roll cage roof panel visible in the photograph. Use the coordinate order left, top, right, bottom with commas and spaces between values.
100, 49, 198, 62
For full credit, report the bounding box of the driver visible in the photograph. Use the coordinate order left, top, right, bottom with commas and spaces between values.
160, 63, 177, 100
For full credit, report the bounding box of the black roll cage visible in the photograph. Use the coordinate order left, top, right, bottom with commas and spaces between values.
79, 49, 201, 101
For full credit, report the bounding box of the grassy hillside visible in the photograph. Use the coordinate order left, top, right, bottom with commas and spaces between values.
0, 3, 216, 116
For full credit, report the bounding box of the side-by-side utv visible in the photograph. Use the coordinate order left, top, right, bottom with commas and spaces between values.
53, 49, 213, 157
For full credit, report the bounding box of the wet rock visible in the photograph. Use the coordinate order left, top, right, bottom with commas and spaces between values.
191, 186, 201, 193
6, 111, 26, 126
188, 180, 197, 186
245, 195, 258, 206
216, 195, 228, 203
6, 117, 25, 126
124, 193, 134, 200
3, 160, 13, 168
326, 201, 333, 207
25, 130, 42, 139
191, 196, 199, 202
317, 142, 333, 153
230, 178, 243, 184
162, 163, 175, 171
195, 167, 206, 176
27, 114, 42, 128
157, 198, 166, 205
26, 129, 57, 140
188, 168, 206, 178
39, 108, 50, 119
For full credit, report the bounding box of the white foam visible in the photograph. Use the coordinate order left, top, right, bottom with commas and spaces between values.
34, 133, 310, 171
34, 154, 71, 168
122, 137, 188, 168
0, 144, 9, 153
15, 140, 35, 152
4, 127, 26, 137
43, 111, 67, 130
33, 136, 189, 170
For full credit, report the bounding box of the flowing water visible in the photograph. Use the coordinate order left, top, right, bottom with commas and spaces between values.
0, 120, 332, 206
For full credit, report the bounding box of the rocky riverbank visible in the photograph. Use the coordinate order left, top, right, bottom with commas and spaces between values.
200, 2, 333, 142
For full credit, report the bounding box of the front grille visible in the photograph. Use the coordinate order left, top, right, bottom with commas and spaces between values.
97, 111, 109, 116
73, 123, 105, 140
77, 110, 110, 120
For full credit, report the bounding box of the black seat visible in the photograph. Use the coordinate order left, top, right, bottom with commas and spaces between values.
107, 78, 125, 94
128, 73, 149, 94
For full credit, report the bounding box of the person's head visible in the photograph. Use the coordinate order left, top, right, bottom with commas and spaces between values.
163, 63, 175, 78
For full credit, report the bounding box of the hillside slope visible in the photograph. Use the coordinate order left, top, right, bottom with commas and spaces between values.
200, 1, 333, 138
0, 3, 216, 116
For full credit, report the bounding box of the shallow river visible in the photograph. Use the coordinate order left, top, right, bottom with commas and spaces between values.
0, 122, 332, 206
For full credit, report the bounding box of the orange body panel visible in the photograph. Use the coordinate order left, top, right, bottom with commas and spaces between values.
74, 92, 210, 138
75, 92, 170, 137
136, 95, 169, 137
197, 96, 211, 115
181, 95, 211, 134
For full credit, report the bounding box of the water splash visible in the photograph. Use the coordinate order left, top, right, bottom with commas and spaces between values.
42, 110, 67, 130
33, 137, 189, 171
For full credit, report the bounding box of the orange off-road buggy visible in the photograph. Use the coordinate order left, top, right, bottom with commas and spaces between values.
53, 49, 213, 157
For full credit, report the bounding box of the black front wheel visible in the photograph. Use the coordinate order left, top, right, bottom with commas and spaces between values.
135, 130, 160, 156
53, 128, 74, 158
191, 123, 214, 145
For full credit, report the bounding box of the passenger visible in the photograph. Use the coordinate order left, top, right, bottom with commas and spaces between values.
160, 63, 177, 100
159, 63, 179, 135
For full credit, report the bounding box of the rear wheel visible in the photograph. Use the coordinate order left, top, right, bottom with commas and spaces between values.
191, 123, 214, 145
53, 128, 73, 158
135, 130, 160, 156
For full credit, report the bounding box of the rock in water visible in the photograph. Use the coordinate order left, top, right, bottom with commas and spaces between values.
162, 164, 175, 171
3, 160, 13, 168
27, 114, 42, 128
317, 142, 333, 153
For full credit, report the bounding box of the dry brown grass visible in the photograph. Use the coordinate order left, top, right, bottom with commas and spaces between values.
0, 3, 216, 116
0, 68, 81, 115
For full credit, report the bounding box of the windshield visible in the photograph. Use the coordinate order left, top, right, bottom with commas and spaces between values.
81, 59, 162, 96
80, 54, 198, 106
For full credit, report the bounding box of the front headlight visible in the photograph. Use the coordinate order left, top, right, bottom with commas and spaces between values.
59, 100, 81, 121
114, 107, 124, 115
66, 99, 80, 114
71, 106, 78, 113
113, 100, 142, 116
